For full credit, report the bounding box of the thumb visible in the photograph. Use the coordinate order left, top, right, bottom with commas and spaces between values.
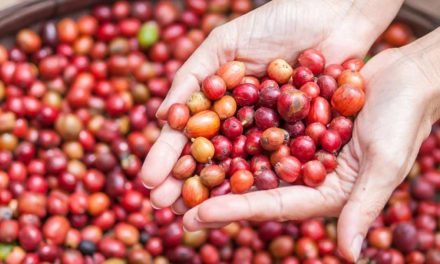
337, 156, 404, 262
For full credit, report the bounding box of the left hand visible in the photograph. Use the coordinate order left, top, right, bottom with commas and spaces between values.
182, 32, 440, 262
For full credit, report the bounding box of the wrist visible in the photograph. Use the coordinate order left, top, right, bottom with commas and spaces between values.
399, 27, 440, 123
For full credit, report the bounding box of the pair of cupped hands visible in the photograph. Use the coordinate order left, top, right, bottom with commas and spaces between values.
142, 0, 440, 261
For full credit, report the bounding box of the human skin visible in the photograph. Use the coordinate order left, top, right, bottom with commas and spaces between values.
181, 29, 440, 261
139, 0, 421, 261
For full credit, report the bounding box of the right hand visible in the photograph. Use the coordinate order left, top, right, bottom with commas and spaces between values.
182, 29, 440, 261
141, 0, 403, 212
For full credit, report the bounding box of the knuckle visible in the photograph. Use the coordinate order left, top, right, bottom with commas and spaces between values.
197, 206, 212, 222
242, 194, 258, 220
251, 189, 285, 222
156, 137, 182, 157
182, 213, 198, 232
173, 68, 186, 82
197, 198, 219, 222
366, 144, 406, 174
269, 189, 287, 221
206, 25, 237, 60
172, 67, 197, 87
208, 24, 230, 41
209, 26, 223, 38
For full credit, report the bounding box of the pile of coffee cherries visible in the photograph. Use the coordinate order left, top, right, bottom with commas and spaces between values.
0, 0, 436, 262
167, 50, 366, 208
0, 0, 274, 263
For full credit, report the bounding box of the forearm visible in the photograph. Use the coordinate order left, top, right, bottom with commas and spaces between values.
398, 27, 440, 123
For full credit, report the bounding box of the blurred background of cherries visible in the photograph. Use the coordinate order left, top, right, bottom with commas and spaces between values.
0, 0, 437, 263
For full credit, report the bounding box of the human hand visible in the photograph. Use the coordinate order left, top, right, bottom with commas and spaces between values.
142, 0, 404, 209
141, 0, 405, 260
181, 29, 440, 261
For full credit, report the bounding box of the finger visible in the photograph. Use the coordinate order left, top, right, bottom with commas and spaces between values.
183, 206, 229, 231
150, 176, 183, 209
141, 125, 187, 188
186, 221, 228, 231
171, 197, 188, 215
156, 29, 226, 120
184, 182, 341, 230
337, 160, 404, 262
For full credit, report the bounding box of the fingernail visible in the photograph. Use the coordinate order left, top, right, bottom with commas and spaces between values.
155, 104, 166, 119
170, 207, 178, 214
155, 111, 161, 119
150, 203, 160, 210
142, 181, 154, 190
195, 215, 202, 223
182, 226, 188, 232
350, 234, 364, 262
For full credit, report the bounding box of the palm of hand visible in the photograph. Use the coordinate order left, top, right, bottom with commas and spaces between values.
142, 0, 383, 208
208, 0, 375, 75
182, 49, 436, 260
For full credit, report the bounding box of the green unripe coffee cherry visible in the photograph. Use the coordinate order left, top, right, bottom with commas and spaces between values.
137, 21, 159, 49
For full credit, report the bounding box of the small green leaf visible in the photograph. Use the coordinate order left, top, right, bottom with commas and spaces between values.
364, 55, 372, 63
0, 243, 14, 260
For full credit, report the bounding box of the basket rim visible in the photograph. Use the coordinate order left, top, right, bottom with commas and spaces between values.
0, 0, 436, 40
